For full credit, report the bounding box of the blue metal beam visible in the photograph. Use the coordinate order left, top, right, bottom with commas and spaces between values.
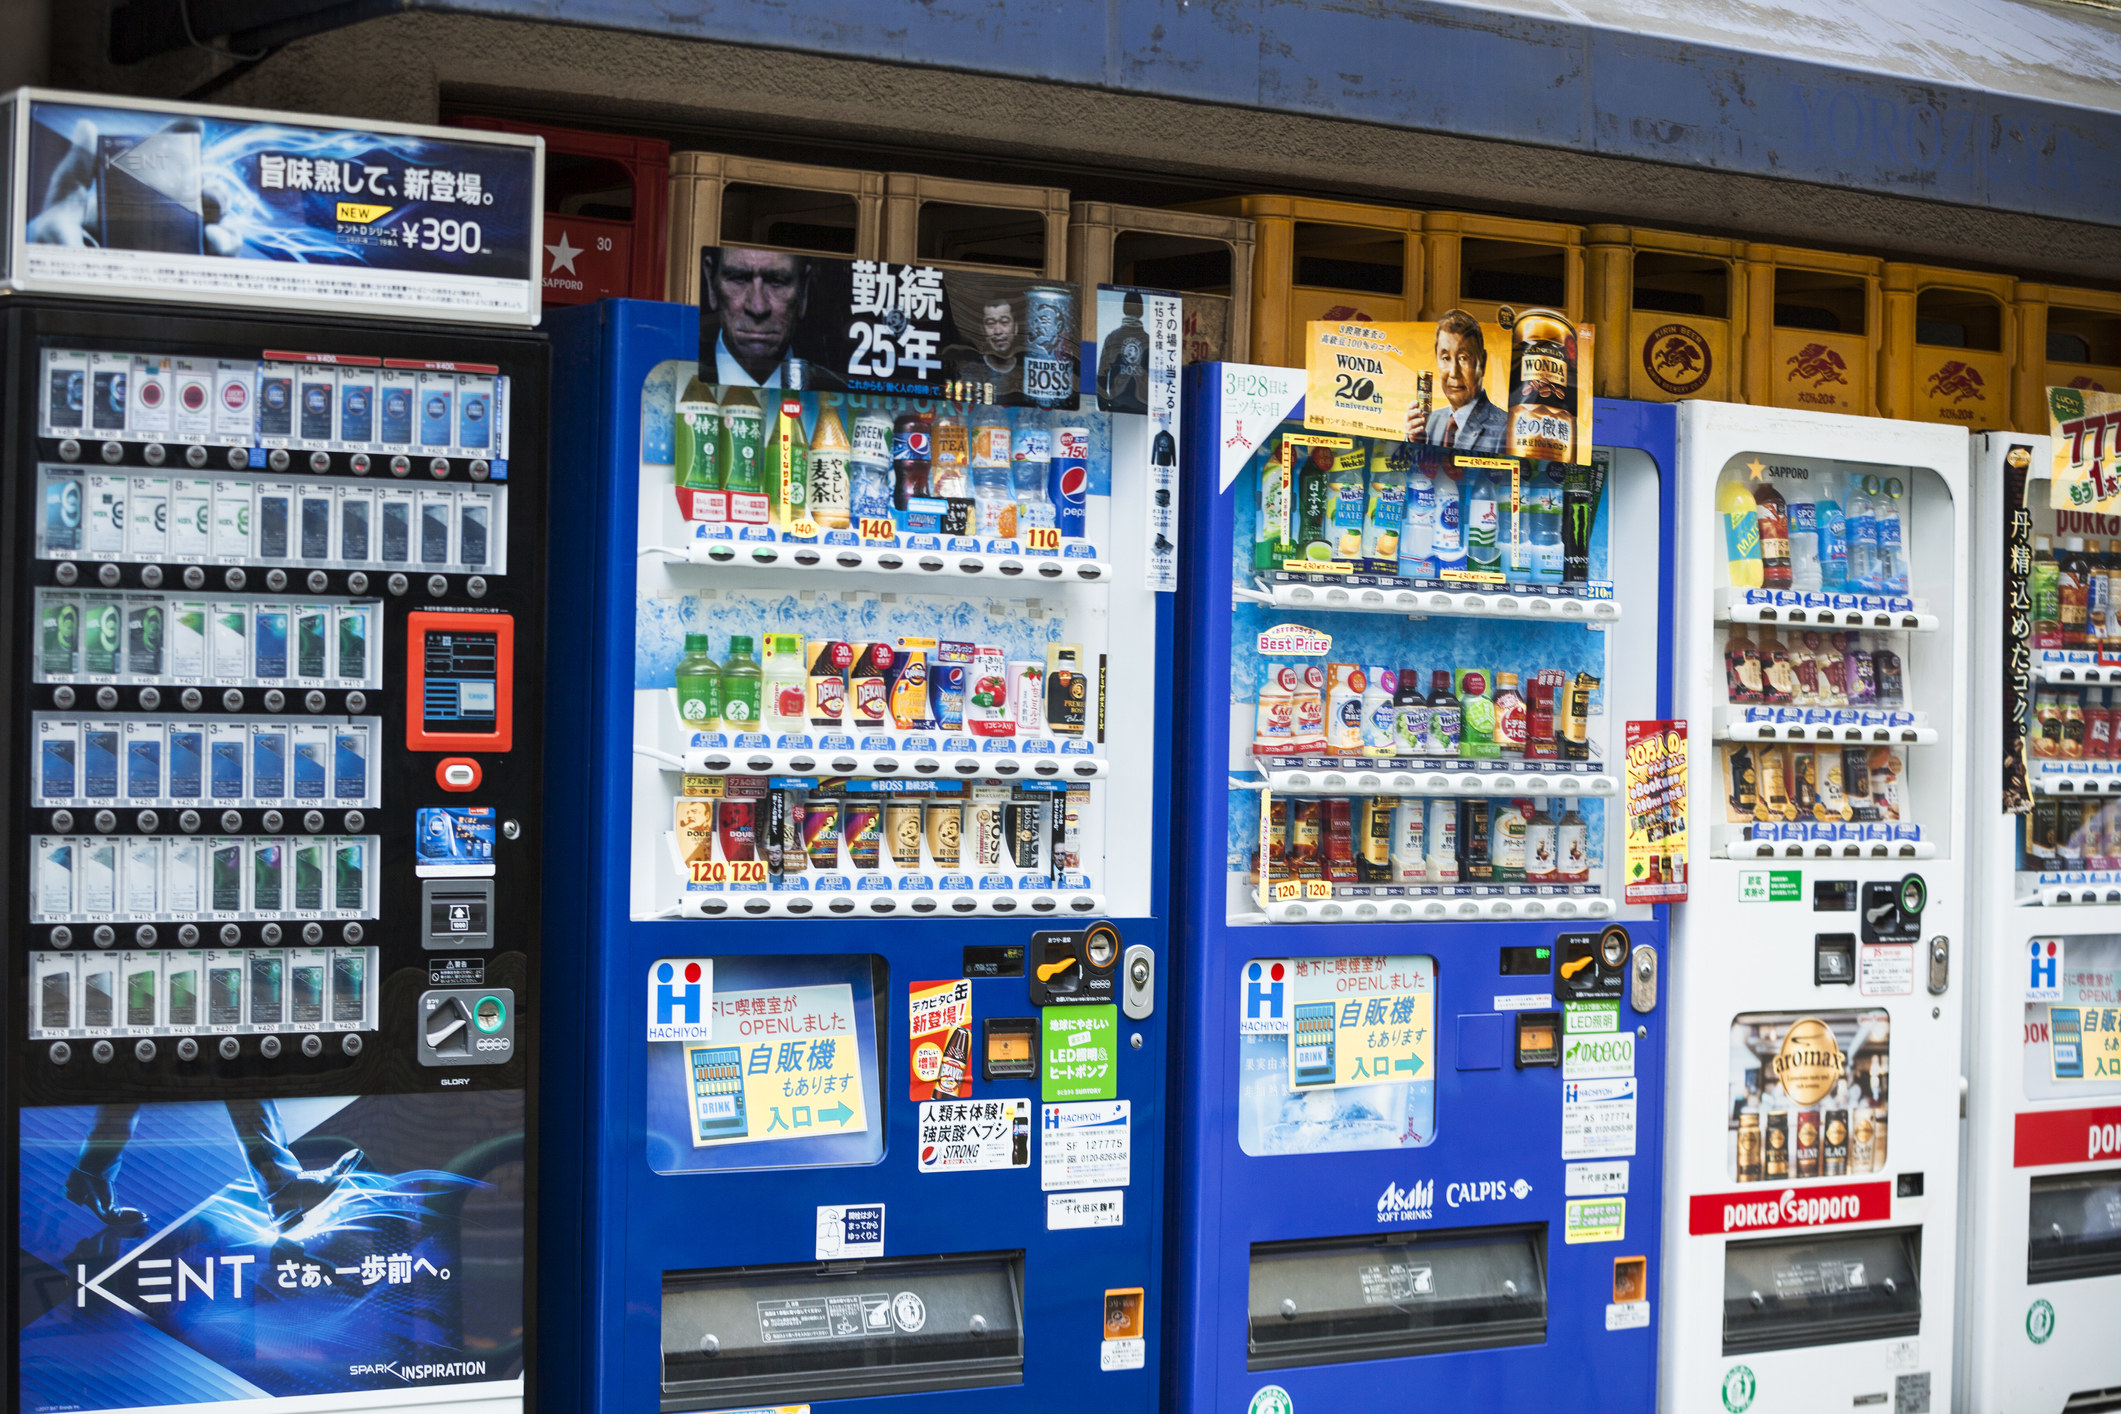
442, 0, 2121, 228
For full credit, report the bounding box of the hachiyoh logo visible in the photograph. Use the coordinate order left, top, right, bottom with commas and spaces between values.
1720, 1186, 1867, 1233
1786, 343, 1850, 388
348, 1359, 490, 1383
1377, 1180, 1433, 1223
1927, 359, 1988, 406
1643, 324, 1712, 396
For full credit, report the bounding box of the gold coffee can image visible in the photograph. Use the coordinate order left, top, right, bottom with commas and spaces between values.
1772, 1016, 1847, 1105
1508, 309, 1577, 463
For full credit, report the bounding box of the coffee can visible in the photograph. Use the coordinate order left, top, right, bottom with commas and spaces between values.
1006, 800, 1044, 870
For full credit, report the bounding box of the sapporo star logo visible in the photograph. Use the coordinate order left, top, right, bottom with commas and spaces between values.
545, 231, 582, 275
1747, 458, 1767, 480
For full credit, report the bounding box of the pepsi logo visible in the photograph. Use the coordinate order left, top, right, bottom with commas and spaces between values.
138, 380, 164, 408
1058, 466, 1088, 502
180, 381, 208, 411
222, 381, 249, 411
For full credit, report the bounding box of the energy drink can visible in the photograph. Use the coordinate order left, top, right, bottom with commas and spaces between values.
808, 641, 852, 726
1051, 425, 1089, 539
851, 643, 894, 728
889, 644, 934, 731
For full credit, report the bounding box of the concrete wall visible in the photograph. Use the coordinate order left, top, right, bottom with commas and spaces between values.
49, 8, 2121, 285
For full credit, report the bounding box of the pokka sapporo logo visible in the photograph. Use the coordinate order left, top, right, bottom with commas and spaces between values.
1928, 359, 1989, 405
1771, 1017, 1846, 1105
1643, 324, 1712, 396
1786, 342, 1850, 388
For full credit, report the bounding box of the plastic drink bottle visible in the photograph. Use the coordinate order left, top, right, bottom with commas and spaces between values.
720, 635, 762, 728
1718, 476, 1763, 588
675, 633, 720, 730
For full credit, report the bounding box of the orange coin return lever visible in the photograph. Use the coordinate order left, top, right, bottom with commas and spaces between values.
1036, 955, 1078, 983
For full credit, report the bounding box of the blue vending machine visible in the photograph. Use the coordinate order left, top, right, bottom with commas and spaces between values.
541, 279, 1179, 1413
1170, 359, 1679, 1413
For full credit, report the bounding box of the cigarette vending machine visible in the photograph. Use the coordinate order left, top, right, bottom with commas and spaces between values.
0, 94, 547, 1414
541, 292, 1174, 1413
1169, 365, 1677, 1414
1660, 402, 1967, 1414
1959, 427, 2121, 1412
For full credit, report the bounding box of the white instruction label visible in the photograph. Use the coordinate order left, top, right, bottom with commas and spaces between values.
1043, 1100, 1131, 1191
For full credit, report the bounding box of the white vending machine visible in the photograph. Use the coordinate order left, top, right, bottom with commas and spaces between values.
1661, 402, 1969, 1414
1959, 428, 2121, 1412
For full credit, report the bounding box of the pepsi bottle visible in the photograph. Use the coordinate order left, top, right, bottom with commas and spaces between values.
891, 410, 932, 510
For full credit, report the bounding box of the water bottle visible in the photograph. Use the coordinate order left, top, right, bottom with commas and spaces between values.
850, 451, 894, 524
1400, 456, 1437, 576
972, 456, 1017, 538
1876, 475, 1908, 594
1013, 416, 1056, 530
1525, 462, 1564, 584
1816, 472, 1849, 590
1846, 475, 1879, 592
1464, 464, 1502, 574
1788, 496, 1822, 591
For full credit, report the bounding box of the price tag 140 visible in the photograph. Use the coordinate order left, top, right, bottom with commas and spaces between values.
859, 516, 898, 544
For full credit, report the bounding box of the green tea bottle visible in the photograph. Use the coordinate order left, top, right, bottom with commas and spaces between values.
720, 634, 763, 728
675, 633, 721, 730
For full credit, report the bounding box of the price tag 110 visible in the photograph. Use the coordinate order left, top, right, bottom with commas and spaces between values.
1025, 526, 1061, 552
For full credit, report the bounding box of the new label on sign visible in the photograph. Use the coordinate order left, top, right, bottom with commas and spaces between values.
648, 958, 714, 1043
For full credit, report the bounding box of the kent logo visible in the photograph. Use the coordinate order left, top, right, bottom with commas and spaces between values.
647, 959, 714, 1042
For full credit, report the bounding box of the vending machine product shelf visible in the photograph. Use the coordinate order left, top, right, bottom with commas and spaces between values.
1661, 401, 1967, 1414
1168, 364, 1676, 1414
542, 282, 1177, 1414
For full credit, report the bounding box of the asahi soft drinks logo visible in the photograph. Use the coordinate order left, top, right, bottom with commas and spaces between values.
1772, 1017, 1845, 1105
1377, 1179, 1433, 1223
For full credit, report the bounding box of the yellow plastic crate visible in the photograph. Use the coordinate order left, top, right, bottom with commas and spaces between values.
1740, 245, 1883, 418
664, 151, 883, 305
882, 172, 1069, 278
1586, 225, 1744, 403
2016, 283, 2121, 431
1068, 201, 1256, 364
1182, 195, 1422, 368
1424, 211, 1586, 327
1882, 263, 2017, 430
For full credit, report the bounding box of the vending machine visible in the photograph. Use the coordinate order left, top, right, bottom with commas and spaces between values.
540, 274, 1177, 1412
1660, 401, 1967, 1414
1959, 425, 2121, 1412
1168, 357, 1678, 1414
0, 93, 548, 1413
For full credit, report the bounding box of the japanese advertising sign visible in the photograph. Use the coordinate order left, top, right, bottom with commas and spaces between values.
2050, 386, 2121, 512
644, 954, 884, 1174
2003, 443, 2036, 812
917, 1098, 1029, 1173
4, 91, 542, 324
1042, 1004, 1118, 1102
1303, 314, 1594, 464
908, 978, 973, 1101
1726, 1009, 1891, 1186
1094, 284, 1184, 591
1236, 955, 1437, 1156
1624, 720, 1689, 903
697, 245, 1080, 407
2023, 934, 2121, 1100
17, 1091, 525, 1411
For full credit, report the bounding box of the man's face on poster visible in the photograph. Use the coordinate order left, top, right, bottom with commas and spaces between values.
714, 249, 808, 364
1436, 327, 1486, 411
981, 301, 1018, 358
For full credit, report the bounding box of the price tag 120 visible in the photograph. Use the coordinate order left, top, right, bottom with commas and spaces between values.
689, 859, 770, 885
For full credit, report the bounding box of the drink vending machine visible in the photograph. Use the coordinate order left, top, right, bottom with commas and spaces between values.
541, 278, 1176, 1412
1169, 358, 1677, 1414
1660, 402, 1967, 1414
0, 93, 548, 1413
1959, 424, 2121, 1412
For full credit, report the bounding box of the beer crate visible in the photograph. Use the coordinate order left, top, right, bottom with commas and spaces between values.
1180, 195, 1422, 369
1881, 262, 2018, 431
1586, 225, 1746, 404
1067, 201, 1255, 364
2015, 283, 2121, 432
665, 151, 885, 304
454, 115, 669, 307
1738, 244, 1884, 418
881, 172, 1069, 278
1423, 211, 1587, 326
